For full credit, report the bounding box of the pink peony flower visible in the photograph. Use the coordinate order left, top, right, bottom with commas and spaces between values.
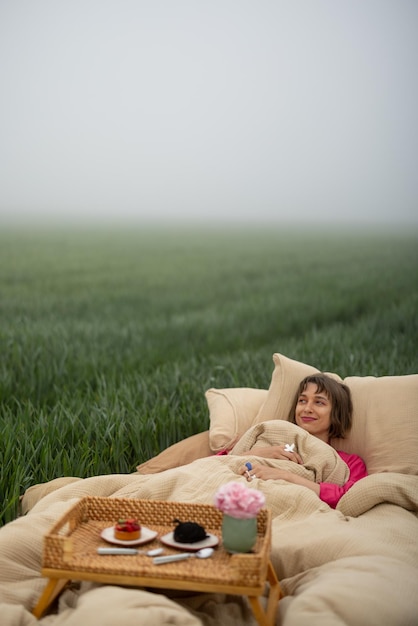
214, 481, 266, 519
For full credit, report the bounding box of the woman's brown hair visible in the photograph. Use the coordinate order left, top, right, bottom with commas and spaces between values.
288, 373, 353, 439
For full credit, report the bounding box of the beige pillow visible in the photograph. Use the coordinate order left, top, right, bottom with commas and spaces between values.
331, 374, 418, 475
254, 353, 320, 424
254, 353, 418, 476
205, 387, 268, 452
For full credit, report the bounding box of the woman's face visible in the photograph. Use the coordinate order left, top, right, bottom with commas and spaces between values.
294, 382, 332, 443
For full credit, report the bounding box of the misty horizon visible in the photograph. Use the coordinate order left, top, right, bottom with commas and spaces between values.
1, 1, 417, 228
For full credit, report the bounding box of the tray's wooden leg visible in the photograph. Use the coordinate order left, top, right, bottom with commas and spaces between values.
247, 561, 282, 626
247, 596, 270, 626
32, 578, 69, 619
265, 560, 282, 624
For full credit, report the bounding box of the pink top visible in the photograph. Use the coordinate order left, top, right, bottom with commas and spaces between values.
319, 450, 368, 508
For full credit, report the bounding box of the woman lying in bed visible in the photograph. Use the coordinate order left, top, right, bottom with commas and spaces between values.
231, 374, 368, 508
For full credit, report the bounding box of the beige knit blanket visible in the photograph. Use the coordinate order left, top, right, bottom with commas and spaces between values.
1, 428, 417, 626
231, 420, 349, 485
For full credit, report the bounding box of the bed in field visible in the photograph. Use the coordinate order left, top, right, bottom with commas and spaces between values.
1, 353, 417, 625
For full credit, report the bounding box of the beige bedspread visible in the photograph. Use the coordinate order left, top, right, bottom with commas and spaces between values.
1, 423, 418, 625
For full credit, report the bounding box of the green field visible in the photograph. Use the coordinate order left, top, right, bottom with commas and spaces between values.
1, 225, 417, 525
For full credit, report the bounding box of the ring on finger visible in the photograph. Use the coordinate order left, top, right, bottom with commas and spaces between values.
244, 462, 253, 479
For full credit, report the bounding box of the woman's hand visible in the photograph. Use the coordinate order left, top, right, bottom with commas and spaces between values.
247, 445, 303, 464
239, 461, 320, 496
240, 462, 291, 482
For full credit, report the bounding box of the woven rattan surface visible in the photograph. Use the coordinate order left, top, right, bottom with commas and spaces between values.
42, 496, 271, 587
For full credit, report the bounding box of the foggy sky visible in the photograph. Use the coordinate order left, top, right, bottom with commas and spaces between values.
0, 1, 417, 226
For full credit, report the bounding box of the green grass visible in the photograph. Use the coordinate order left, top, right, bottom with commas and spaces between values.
1, 225, 417, 525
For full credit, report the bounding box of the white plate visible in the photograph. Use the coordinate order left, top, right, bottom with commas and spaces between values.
100, 526, 158, 546
160, 531, 219, 552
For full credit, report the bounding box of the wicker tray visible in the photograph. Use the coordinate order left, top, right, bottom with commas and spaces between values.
42, 496, 272, 588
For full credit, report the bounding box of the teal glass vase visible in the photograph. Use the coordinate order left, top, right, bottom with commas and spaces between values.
221, 514, 257, 553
